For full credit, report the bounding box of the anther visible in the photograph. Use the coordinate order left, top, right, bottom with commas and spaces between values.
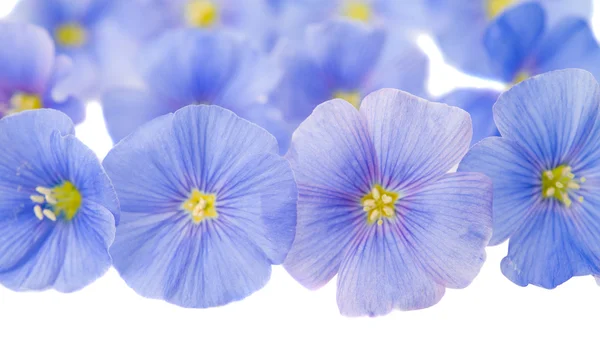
544, 171, 554, 180
45, 194, 57, 204
545, 187, 555, 197
35, 186, 52, 195
371, 188, 380, 200
369, 209, 380, 222
33, 205, 43, 220
578, 196, 585, 203
581, 177, 587, 183
383, 206, 394, 217
30, 195, 45, 204
555, 182, 564, 188
363, 199, 376, 209
567, 182, 580, 190
43, 209, 57, 222
381, 194, 392, 204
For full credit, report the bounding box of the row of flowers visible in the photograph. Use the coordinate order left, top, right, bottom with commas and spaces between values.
2, 1, 600, 153
2, 68, 600, 316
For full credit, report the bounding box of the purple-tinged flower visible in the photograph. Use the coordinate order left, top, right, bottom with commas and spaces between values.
272, 20, 429, 150
0, 22, 85, 123
284, 88, 493, 317
11, 0, 140, 98
429, 0, 593, 77
440, 3, 600, 145
0, 109, 119, 292
102, 29, 282, 148
103, 105, 297, 308
459, 69, 600, 288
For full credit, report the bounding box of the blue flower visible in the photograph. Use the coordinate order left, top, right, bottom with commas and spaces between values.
10, 0, 139, 98
458, 69, 600, 288
430, 0, 593, 77
0, 109, 119, 292
272, 20, 429, 147
270, 0, 431, 43
102, 29, 282, 147
102, 105, 297, 308
284, 89, 493, 317
440, 3, 600, 145
111, 0, 279, 50
0, 22, 85, 123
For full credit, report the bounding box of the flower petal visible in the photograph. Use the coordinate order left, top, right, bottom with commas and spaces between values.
493, 69, 600, 168
101, 89, 173, 142
360, 88, 472, 193
501, 202, 600, 288
286, 98, 377, 196
483, 3, 545, 82
336, 225, 445, 317
458, 137, 541, 245
0, 201, 114, 292
440, 89, 501, 145
0, 22, 54, 94
396, 172, 493, 289
534, 18, 600, 79
110, 213, 272, 308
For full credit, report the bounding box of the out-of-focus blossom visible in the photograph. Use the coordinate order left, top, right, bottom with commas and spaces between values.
272, 20, 429, 150
429, 0, 593, 78
101, 29, 282, 147
0, 22, 84, 123
0, 109, 119, 292
440, 3, 600, 145
11, 0, 141, 98
103, 105, 297, 308
459, 69, 600, 288
270, 0, 431, 44
284, 88, 493, 317
111, 0, 278, 51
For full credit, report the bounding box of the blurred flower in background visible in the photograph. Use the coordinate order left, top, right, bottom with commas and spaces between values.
272, 19, 429, 151
440, 2, 600, 144
10, 0, 142, 99
101, 29, 281, 146
0, 22, 84, 123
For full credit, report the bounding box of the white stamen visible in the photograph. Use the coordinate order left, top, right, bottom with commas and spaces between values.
545, 187, 555, 197
383, 206, 394, 217
567, 182, 580, 190
555, 182, 564, 188
578, 196, 585, 203
33, 205, 43, 220
377, 219, 383, 226
369, 209, 380, 222
193, 203, 205, 216
35, 186, 52, 195
197, 198, 207, 209
43, 209, 57, 221
362, 199, 376, 208
45, 194, 57, 204
30, 195, 45, 204
371, 188, 380, 200
581, 177, 587, 183
562, 167, 572, 176
381, 194, 392, 204
544, 171, 554, 180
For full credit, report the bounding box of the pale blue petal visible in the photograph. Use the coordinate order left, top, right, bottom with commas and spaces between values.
102, 89, 173, 142
0, 22, 54, 95
501, 201, 600, 288
459, 137, 541, 245
110, 214, 271, 308
396, 173, 492, 289
286, 99, 377, 195
533, 18, 600, 79
336, 225, 445, 317
483, 3, 545, 82
493, 69, 600, 168
360, 88, 472, 193
440, 89, 501, 145
539, 0, 593, 26
0, 201, 114, 292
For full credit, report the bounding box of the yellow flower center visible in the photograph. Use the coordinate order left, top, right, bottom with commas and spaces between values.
333, 90, 361, 109
8, 93, 43, 114
55, 23, 88, 47
182, 189, 218, 223
361, 185, 399, 226
486, 0, 515, 19
185, 0, 219, 28
342, 1, 372, 23
31, 181, 82, 222
541, 165, 586, 207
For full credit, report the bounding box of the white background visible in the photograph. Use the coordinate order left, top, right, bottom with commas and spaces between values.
1, 1, 599, 362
